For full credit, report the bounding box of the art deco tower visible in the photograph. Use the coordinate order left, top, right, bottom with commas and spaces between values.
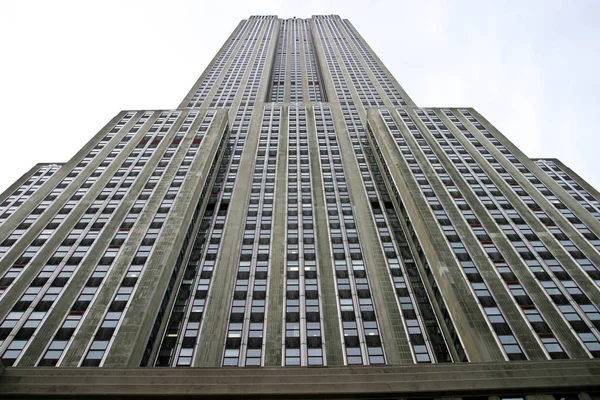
0, 15, 599, 398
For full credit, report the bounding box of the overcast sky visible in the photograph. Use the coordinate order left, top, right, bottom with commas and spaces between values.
1, 0, 599, 193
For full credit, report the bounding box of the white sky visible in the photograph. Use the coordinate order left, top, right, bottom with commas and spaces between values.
0, 0, 599, 192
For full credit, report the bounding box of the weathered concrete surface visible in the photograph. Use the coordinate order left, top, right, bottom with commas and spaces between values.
1, 359, 599, 398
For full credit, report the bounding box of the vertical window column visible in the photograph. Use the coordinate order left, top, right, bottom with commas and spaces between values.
283, 105, 325, 366
223, 105, 280, 367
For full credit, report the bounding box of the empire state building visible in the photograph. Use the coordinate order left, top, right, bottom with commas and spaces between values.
0, 15, 599, 398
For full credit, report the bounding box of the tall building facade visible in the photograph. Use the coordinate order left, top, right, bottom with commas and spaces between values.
0, 15, 599, 398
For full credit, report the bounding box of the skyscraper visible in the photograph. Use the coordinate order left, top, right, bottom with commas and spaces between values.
0, 14, 599, 398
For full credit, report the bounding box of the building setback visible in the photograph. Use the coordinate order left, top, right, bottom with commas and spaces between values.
0, 14, 599, 398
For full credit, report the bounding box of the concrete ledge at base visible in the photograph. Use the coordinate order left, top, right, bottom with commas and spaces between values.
1, 360, 600, 398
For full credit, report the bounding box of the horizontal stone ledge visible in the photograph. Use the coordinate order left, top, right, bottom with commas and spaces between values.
1, 360, 599, 397
4, 359, 599, 377
2, 366, 598, 384
1, 378, 599, 397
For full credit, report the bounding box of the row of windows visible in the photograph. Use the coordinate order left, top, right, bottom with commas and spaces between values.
269, 19, 288, 102
161, 26, 276, 367
367, 114, 467, 362
283, 105, 325, 366
288, 19, 303, 103
318, 21, 445, 364
301, 19, 323, 102
0, 113, 160, 301
0, 112, 138, 262
410, 109, 572, 359
223, 105, 280, 367
313, 104, 385, 365
537, 159, 600, 222
336, 18, 407, 108
437, 110, 600, 339
0, 112, 146, 302
153, 117, 229, 367
186, 20, 251, 108
457, 110, 600, 355
40, 111, 213, 368
337, 59, 448, 362
323, 18, 384, 109
0, 164, 61, 226
78, 111, 209, 367
407, 108, 600, 358
209, 18, 271, 109
317, 22, 445, 365
0, 111, 185, 366
389, 109, 527, 361
454, 110, 600, 275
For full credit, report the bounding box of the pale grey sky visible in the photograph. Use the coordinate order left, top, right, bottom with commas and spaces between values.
0, 0, 599, 192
